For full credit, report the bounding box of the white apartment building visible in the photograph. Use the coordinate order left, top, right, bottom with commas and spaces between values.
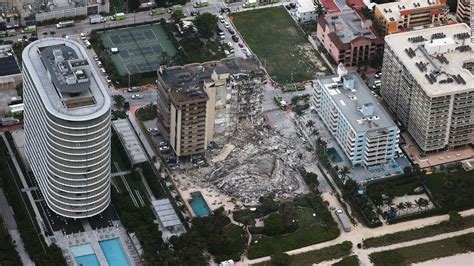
311, 65, 400, 168
381, 23, 474, 153
23, 38, 111, 218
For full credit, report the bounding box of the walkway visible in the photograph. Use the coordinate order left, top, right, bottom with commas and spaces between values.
1, 133, 48, 242
242, 208, 474, 265
111, 170, 132, 177
0, 189, 34, 265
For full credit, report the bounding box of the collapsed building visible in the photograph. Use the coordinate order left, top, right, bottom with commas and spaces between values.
156, 57, 265, 157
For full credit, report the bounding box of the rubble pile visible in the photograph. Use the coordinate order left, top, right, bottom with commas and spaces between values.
200, 122, 307, 205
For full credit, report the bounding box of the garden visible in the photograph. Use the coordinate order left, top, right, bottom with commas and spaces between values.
369, 233, 474, 266
232, 7, 330, 84
237, 192, 340, 259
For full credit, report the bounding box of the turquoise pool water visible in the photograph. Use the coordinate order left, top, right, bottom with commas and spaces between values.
190, 192, 211, 217
76, 254, 100, 266
326, 147, 343, 163
99, 238, 131, 266
71, 243, 99, 266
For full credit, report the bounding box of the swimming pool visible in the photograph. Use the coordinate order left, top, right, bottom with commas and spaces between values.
190, 192, 211, 217
99, 238, 131, 266
70, 243, 100, 266
326, 147, 343, 163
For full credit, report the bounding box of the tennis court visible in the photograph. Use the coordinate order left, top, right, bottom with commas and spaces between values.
100, 24, 177, 75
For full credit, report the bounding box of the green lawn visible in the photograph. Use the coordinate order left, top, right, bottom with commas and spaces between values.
369, 233, 474, 266
233, 7, 329, 84
424, 169, 474, 209
333, 255, 360, 266
363, 215, 474, 248
248, 205, 339, 259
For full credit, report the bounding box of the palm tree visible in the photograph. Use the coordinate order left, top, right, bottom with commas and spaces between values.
339, 166, 350, 179
311, 129, 319, 137
306, 119, 315, 129
405, 201, 414, 213
397, 202, 406, 215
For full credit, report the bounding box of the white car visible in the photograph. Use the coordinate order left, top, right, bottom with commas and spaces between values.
100, 68, 106, 74
375, 72, 382, 79
106, 76, 112, 83
224, 21, 230, 28
80, 32, 86, 40
93, 55, 99, 61
131, 94, 143, 99
335, 209, 343, 214
97, 61, 102, 67
218, 15, 225, 23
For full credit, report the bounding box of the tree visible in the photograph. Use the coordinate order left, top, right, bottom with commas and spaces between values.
194, 13, 218, 39
306, 119, 315, 129
339, 166, 350, 179
449, 211, 464, 228
415, 198, 429, 210
264, 213, 285, 236
447, 0, 457, 12
112, 94, 125, 109
171, 9, 184, 24
396, 202, 406, 215
271, 252, 291, 266
49, 31, 56, 36
311, 128, 319, 137
404, 201, 413, 212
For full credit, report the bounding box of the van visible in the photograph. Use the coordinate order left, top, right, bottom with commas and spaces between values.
127, 86, 140, 92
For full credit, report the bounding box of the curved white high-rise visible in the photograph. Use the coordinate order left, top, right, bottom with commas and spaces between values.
22, 38, 111, 218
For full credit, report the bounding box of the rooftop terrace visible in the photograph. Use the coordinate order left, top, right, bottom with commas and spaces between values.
23, 38, 110, 120
385, 23, 474, 97
318, 69, 397, 133
376, 0, 447, 22
324, 10, 377, 44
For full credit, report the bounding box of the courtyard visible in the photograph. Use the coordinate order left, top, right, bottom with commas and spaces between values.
232, 7, 330, 84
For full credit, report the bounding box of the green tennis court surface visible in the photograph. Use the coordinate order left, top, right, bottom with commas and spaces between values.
100, 24, 177, 75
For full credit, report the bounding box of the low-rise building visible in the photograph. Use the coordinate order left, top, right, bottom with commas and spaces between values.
374, 0, 449, 35
0, 45, 22, 90
311, 64, 400, 168
456, 0, 471, 23
156, 57, 265, 157
316, 10, 384, 66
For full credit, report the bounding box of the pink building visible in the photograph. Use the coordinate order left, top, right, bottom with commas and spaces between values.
316, 10, 384, 67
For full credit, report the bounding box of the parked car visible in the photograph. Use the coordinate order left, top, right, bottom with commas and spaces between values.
228, 28, 235, 35
105, 76, 112, 83
218, 15, 225, 23
100, 68, 106, 74
232, 35, 239, 42
238, 43, 244, 48
80, 32, 86, 40
97, 60, 102, 67
375, 72, 382, 79
131, 94, 143, 99
148, 128, 158, 133
93, 55, 99, 61
224, 21, 230, 28
127, 86, 140, 92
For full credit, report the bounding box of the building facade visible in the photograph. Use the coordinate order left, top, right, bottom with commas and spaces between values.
374, 0, 449, 35
381, 24, 474, 153
23, 38, 111, 218
456, 0, 471, 23
316, 10, 384, 66
156, 58, 264, 157
311, 65, 400, 168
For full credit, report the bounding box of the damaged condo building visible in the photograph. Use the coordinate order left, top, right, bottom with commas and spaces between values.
156, 57, 265, 157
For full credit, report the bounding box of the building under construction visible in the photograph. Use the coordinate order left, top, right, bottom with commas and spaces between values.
156, 57, 265, 157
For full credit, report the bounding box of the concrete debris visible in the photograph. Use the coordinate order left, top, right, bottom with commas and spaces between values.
176, 119, 313, 206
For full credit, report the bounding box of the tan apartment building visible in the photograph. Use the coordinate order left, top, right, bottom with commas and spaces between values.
156, 58, 265, 157
374, 0, 449, 35
456, 0, 471, 23
381, 23, 474, 153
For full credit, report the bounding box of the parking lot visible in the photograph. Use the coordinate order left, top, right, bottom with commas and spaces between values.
218, 15, 249, 59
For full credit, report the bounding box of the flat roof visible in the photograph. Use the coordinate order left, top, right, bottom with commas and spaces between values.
112, 119, 148, 165
22, 38, 110, 121
376, 0, 446, 22
384, 23, 474, 97
0, 45, 20, 76
323, 10, 377, 44
297, 0, 316, 13
152, 199, 182, 228
318, 71, 397, 133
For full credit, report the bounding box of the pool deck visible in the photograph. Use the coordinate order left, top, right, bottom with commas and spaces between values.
52, 219, 140, 266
